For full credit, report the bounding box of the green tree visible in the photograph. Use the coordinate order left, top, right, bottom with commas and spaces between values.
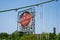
58, 33, 60, 40
20, 34, 37, 40
10, 31, 19, 40
49, 33, 57, 40
9, 31, 24, 40
40, 32, 49, 40
0, 32, 9, 39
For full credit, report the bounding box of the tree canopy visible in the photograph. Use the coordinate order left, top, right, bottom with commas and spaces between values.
0, 32, 59, 40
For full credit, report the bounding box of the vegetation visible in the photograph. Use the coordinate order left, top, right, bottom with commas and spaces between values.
0, 31, 60, 40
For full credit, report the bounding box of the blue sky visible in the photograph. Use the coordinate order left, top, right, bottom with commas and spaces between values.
0, 0, 60, 34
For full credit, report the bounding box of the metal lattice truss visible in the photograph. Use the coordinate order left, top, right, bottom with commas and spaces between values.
0, 0, 57, 13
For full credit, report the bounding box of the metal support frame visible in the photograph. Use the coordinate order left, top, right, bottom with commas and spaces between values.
0, 0, 57, 13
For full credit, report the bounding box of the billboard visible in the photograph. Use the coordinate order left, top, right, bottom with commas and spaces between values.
18, 8, 35, 34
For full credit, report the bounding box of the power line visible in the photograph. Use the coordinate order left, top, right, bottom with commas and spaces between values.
0, 0, 57, 13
